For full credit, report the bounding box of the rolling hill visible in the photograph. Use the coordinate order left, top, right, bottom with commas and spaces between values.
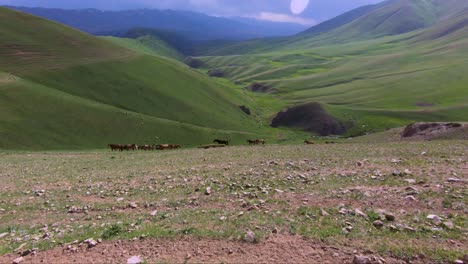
0, 7, 276, 150
191, 0, 468, 136
199, 0, 468, 56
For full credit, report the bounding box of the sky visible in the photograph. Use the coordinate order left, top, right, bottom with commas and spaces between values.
0, 0, 385, 25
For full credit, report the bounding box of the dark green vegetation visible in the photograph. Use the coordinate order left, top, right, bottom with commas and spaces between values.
0, 141, 466, 262
193, 0, 468, 136
0, 7, 287, 150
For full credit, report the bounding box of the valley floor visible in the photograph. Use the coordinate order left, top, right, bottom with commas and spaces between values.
0, 141, 466, 263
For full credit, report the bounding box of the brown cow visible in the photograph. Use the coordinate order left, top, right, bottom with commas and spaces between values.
213, 139, 229, 145
108, 144, 123, 151
124, 144, 138, 151
247, 139, 265, 145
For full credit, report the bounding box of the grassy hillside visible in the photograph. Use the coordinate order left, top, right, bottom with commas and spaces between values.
0, 7, 281, 150
101, 36, 184, 61
199, 0, 468, 56
193, 9, 468, 136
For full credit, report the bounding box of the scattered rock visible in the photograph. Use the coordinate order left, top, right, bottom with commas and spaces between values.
128, 202, 138, 209
427, 214, 442, 225
84, 238, 98, 248
373, 220, 384, 229
244, 230, 256, 243
353, 255, 371, 264
116, 198, 124, 202
150, 210, 158, 216
13, 257, 24, 264
320, 208, 329, 216
403, 169, 412, 175
405, 195, 417, 202
453, 260, 463, 264
443, 221, 454, 230
355, 208, 367, 218
0, 232, 8, 239
385, 213, 396, 222
447, 178, 463, 183
404, 179, 416, 184
205, 187, 212, 195
127, 256, 143, 264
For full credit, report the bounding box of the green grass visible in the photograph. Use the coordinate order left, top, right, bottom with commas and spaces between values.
102, 36, 184, 61
193, 8, 468, 136
0, 7, 292, 149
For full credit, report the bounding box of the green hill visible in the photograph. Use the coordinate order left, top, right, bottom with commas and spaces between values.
192, 5, 468, 136
101, 35, 184, 61
200, 0, 468, 56
0, 7, 273, 150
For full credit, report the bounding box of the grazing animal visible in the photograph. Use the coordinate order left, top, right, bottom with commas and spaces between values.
108, 144, 122, 151
304, 140, 315, 145
156, 144, 180, 150
247, 139, 265, 145
124, 144, 138, 151
213, 139, 229, 145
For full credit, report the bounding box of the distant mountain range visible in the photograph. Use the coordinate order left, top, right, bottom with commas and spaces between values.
6, 6, 307, 41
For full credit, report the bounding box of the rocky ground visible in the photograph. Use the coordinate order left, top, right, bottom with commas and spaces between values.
0, 141, 466, 263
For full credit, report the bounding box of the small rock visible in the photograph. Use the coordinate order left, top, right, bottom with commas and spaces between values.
320, 209, 329, 216
385, 213, 396, 222
353, 255, 371, 264
116, 198, 124, 202
443, 221, 454, 230
427, 214, 442, 225
127, 256, 143, 264
205, 187, 212, 195
338, 208, 347, 215
0, 232, 8, 239
275, 189, 284, 193
373, 220, 384, 229
355, 208, 367, 218
185, 253, 192, 260
404, 179, 416, 184
453, 260, 463, 264
128, 202, 138, 209
13, 257, 24, 264
84, 238, 97, 248
150, 210, 158, 216
447, 178, 462, 183
244, 230, 256, 243
405, 195, 417, 202
403, 169, 412, 175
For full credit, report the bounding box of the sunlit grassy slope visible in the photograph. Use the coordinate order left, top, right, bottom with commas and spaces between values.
194, 7, 468, 136
0, 7, 274, 149
101, 36, 184, 61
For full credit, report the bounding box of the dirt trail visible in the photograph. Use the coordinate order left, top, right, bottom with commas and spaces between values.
0, 235, 408, 264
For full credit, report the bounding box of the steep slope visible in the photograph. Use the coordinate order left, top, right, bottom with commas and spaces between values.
0, 7, 266, 149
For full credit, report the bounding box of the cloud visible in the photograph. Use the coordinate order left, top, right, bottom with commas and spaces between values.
254, 12, 316, 25
0, 0, 385, 24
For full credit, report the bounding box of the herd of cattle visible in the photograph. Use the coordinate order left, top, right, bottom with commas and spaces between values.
108, 139, 324, 151
108, 143, 181, 151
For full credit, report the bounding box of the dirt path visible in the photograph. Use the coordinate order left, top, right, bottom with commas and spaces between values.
0, 235, 409, 264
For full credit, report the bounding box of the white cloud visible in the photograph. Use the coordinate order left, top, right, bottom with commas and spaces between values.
253, 12, 316, 26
